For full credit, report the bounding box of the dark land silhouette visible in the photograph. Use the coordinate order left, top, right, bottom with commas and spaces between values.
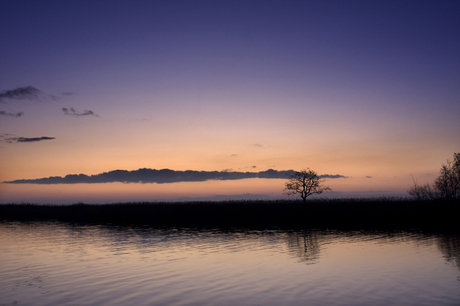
1, 198, 458, 232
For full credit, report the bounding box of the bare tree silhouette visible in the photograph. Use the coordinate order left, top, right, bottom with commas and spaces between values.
284, 168, 331, 202
409, 153, 460, 200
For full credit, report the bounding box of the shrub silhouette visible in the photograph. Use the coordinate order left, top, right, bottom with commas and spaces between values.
409, 153, 460, 200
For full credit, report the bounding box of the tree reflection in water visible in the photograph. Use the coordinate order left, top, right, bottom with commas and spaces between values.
286, 231, 322, 264
437, 234, 460, 270
285, 229, 460, 274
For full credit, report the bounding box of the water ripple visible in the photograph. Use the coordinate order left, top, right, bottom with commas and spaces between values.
0, 222, 459, 305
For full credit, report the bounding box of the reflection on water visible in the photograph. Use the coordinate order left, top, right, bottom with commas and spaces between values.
437, 235, 460, 270
0, 222, 459, 306
286, 231, 321, 264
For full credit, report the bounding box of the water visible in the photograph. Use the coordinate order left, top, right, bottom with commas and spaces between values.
1, 222, 459, 305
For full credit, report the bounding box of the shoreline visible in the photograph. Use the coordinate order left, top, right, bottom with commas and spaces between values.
1, 198, 458, 231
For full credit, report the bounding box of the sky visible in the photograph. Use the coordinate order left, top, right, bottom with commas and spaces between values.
1, 0, 459, 203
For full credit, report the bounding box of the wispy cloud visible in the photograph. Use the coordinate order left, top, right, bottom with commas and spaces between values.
3, 136, 55, 143
62, 107, 99, 117
0, 111, 23, 117
321, 174, 348, 179
0, 86, 40, 101
3, 168, 347, 184
0, 86, 56, 102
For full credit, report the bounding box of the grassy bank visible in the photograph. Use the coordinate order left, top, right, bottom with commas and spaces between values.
1, 198, 458, 231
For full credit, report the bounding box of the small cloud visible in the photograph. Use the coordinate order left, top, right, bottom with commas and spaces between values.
0, 86, 56, 102
0, 111, 23, 117
0, 86, 40, 102
62, 107, 99, 117
4, 136, 55, 143
253, 143, 263, 147
366, 176, 372, 179
230, 154, 238, 157
320, 174, 348, 179
252, 166, 257, 168
61, 92, 74, 96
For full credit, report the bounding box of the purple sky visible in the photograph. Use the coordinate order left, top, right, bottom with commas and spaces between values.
1, 0, 459, 203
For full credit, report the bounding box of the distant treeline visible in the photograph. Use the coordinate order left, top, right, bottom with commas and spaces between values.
1, 198, 458, 232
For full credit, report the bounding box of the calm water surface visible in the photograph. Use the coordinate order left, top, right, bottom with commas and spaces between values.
1, 222, 459, 305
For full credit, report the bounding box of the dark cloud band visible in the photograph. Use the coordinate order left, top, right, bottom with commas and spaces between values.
3, 168, 346, 184
4, 136, 55, 143
0, 111, 23, 117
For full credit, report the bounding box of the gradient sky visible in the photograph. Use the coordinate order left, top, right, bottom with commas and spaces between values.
1, 0, 459, 203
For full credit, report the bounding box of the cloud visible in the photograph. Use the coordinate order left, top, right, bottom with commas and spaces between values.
62, 107, 99, 117
4, 136, 55, 143
0, 86, 57, 102
3, 168, 347, 184
366, 176, 373, 179
0, 86, 40, 101
253, 143, 263, 147
0, 111, 23, 117
320, 174, 348, 179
